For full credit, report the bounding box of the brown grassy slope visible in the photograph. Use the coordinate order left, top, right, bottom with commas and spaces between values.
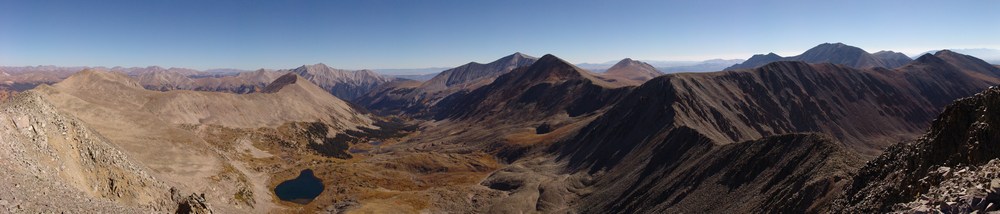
51, 70, 372, 129
27, 69, 374, 212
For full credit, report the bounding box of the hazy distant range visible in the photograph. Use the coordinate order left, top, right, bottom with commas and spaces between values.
577, 59, 745, 73
916, 48, 1000, 64
376, 59, 744, 81
375, 67, 450, 81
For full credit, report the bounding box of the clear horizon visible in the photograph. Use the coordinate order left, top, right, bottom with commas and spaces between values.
1, 0, 998, 70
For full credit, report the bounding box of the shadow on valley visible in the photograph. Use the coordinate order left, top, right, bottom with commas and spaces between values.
307, 118, 418, 158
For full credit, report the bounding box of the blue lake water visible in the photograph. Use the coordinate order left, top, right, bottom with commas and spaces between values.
274, 169, 324, 204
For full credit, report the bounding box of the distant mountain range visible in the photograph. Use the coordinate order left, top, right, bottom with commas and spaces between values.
916, 48, 1000, 64
578, 59, 744, 73
285, 63, 393, 100
726, 42, 913, 70
6, 42, 1000, 213
357, 53, 665, 115
356, 52, 539, 115
1, 64, 395, 101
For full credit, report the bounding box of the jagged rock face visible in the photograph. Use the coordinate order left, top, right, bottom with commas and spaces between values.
173, 188, 213, 214
355, 53, 538, 115
833, 86, 1000, 212
892, 160, 1000, 213
725, 43, 913, 70
0, 91, 173, 212
433, 54, 631, 122
602, 58, 663, 85
290, 63, 392, 100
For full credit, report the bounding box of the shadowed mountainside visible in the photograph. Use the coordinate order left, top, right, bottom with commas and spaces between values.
541, 50, 1000, 213
433, 54, 632, 122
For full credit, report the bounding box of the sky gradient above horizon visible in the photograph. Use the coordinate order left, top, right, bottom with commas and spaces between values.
1, 0, 998, 70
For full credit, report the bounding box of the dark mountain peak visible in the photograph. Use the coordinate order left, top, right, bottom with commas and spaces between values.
508, 52, 534, 60
749, 53, 782, 60
874, 50, 904, 55
915, 52, 946, 64
934, 49, 979, 60
930, 49, 1000, 75
818, 42, 847, 47
873, 50, 912, 59
532, 54, 573, 67
724, 53, 784, 70
500, 52, 537, 63
872, 50, 914, 68
760, 60, 812, 68
519, 54, 588, 81
800, 42, 869, 58
612, 58, 639, 66
605, 58, 661, 83
934, 49, 960, 57
931, 49, 973, 62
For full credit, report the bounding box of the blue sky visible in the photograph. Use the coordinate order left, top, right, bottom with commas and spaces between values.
1, 0, 997, 70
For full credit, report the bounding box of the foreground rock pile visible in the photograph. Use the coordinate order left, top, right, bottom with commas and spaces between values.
895, 159, 1000, 213
834, 86, 1000, 212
